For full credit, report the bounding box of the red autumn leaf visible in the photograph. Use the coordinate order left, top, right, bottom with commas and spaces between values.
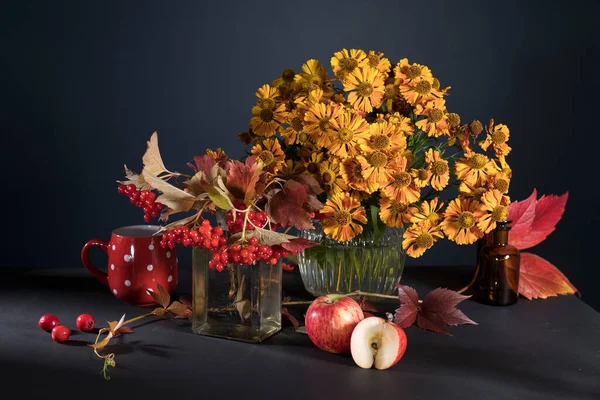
113, 326, 134, 336
418, 288, 477, 335
281, 307, 300, 329
268, 180, 315, 230
187, 154, 216, 175
394, 285, 419, 328
507, 188, 537, 242
517, 252, 579, 300
147, 284, 170, 309
357, 296, 381, 313
509, 192, 569, 250
280, 237, 319, 255
167, 301, 192, 319
226, 155, 266, 205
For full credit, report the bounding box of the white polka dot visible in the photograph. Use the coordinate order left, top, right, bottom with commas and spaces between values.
176, 257, 179, 263
168, 275, 173, 282
112, 244, 116, 251
148, 244, 155, 251
124, 254, 131, 262
147, 288, 153, 293
166, 251, 171, 259
124, 280, 131, 287
147, 264, 153, 271
113, 289, 118, 295
110, 264, 115, 270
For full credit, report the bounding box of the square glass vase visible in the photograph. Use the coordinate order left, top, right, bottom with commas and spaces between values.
191, 247, 282, 343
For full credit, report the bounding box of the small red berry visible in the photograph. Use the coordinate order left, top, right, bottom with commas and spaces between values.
38, 314, 60, 332
51, 326, 71, 343
76, 314, 95, 332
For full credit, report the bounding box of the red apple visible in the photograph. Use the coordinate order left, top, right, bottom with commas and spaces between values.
350, 317, 407, 370
305, 295, 364, 354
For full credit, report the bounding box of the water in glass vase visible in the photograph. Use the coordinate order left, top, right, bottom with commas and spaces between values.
298, 222, 405, 296
192, 247, 282, 342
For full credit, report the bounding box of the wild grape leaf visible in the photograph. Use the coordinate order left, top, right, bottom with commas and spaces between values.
187, 154, 216, 175
142, 132, 169, 177
147, 284, 170, 309
226, 155, 266, 205
507, 188, 537, 241
357, 296, 381, 313
152, 308, 166, 317
510, 192, 568, 250
294, 174, 324, 212
394, 287, 476, 334
516, 252, 579, 299
394, 285, 419, 328
113, 326, 134, 336
280, 237, 319, 255
179, 295, 192, 309
268, 180, 314, 230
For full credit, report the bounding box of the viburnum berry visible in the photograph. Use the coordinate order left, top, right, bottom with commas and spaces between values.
38, 314, 60, 332
117, 185, 163, 222
76, 314, 95, 332
51, 326, 71, 343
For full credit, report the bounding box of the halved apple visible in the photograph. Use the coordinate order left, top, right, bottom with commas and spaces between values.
350, 317, 407, 370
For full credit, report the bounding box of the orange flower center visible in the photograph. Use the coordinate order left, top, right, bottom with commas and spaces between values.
468, 154, 488, 170
259, 108, 274, 122
352, 163, 363, 179
281, 68, 296, 83
259, 98, 276, 110
471, 188, 487, 201
369, 151, 388, 168
491, 206, 508, 222
384, 84, 398, 99
447, 113, 461, 127
390, 200, 408, 214
333, 210, 352, 227
428, 108, 443, 123
491, 130, 507, 145
418, 169, 430, 181
339, 57, 359, 73
367, 54, 380, 68
371, 134, 390, 150
318, 117, 331, 132
391, 171, 412, 188
322, 170, 335, 185
290, 117, 304, 132
414, 80, 432, 95
406, 65, 422, 79
431, 160, 449, 176
357, 82, 374, 97
258, 150, 275, 166
415, 232, 434, 249
494, 178, 509, 193
457, 211, 476, 229
338, 128, 354, 143
307, 162, 320, 174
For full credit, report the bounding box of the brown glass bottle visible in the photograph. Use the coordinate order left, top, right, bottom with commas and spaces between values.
474, 220, 520, 306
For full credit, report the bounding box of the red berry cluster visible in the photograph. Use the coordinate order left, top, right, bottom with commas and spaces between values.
225, 209, 268, 233
117, 184, 163, 222
159, 220, 227, 250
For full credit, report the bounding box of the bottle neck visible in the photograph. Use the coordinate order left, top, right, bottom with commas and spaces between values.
493, 229, 509, 245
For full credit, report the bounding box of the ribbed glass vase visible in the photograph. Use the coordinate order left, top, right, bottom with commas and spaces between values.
298, 222, 405, 296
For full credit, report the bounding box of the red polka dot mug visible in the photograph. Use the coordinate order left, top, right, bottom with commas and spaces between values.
81, 225, 178, 306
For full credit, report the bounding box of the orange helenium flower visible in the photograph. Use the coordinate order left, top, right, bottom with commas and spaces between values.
440, 197, 485, 245
378, 196, 417, 228
455, 151, 497, 186
380, 157, 421, 203
327, 110, 370, 158
343, 66, 385, 113
320, 193, 368, 242
425, 149, 450, 191
250, 138, 285, 174
478, 189, 510, 234
402, 221, 444, 258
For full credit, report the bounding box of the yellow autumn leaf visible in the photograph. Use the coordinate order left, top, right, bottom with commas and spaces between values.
142, 132, 168, 176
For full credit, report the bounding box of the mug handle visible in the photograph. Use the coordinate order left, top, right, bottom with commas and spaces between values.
81, 239, 109, 286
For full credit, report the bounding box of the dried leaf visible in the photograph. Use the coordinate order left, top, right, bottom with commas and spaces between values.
152, 308, 166, 317
509, 192, 568, 250
230, 227, 297, 247
113, 326, 134, 337
358, 296, 381, 313
268, 180, 317, 230
179, 295, 192, 309
417, 288, 476, 334
157, 212, 200, 233
280, 237, 319, 255
281, 307, 300, 329
116, 164, 151, 190
295, 326, 308, 334
394, 285, 419, 328
89, 335, 112, 349
141, 132, 169, 176
188, 154, 216, 175
142, 170, 196, 212
147, 286, 169, 309
157, 284, 171, 307
167, 301, 192, 319
516, 252, 579, 299
507, 188, 537, 241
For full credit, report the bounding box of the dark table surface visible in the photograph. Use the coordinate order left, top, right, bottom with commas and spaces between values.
1, 265, 598, 400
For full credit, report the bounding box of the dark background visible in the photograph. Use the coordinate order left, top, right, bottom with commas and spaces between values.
1, 1, 598, 310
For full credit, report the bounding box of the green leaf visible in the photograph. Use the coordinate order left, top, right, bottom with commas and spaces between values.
208, 187, 233, 210
370, 205, 386, 243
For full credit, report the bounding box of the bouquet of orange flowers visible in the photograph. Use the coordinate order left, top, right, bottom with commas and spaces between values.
238, 48, 512, 258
